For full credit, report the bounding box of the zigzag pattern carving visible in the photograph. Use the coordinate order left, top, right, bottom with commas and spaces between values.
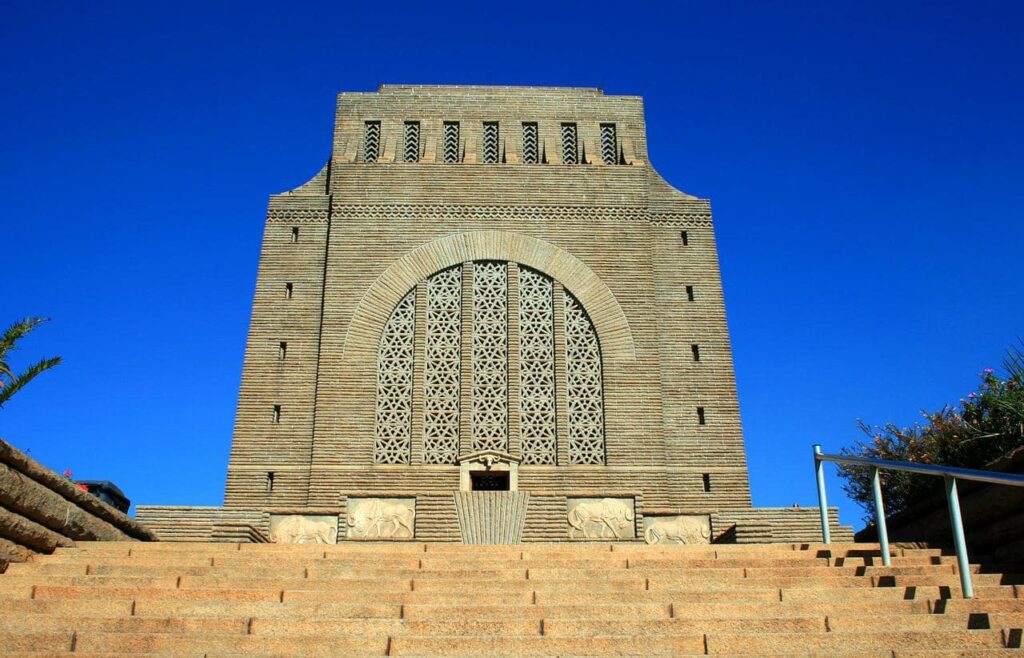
522, 123, 538, 164
565, 291, 605, 464
482, 122, 499, 164
561, 123, 578, 165
374, 290, 416, 464
443, 123, 460, 164
600, 124, 617, 165
404, 122, 420, 162
364, 121, 380, 163
423, 266, 462, 464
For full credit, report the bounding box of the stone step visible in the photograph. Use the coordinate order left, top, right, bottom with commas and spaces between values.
826, 612, 1024, 632
133, 599, 403, 619
703, 630, 1010, 654
69, 631, 389, 655
386, 634, 706, 656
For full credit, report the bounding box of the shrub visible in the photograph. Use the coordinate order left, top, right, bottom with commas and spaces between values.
838, 344, 1024, 520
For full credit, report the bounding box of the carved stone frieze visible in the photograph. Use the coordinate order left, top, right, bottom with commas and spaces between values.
346, 498, 416, 540
567, 497, 635, 540
643, 514, 711, 545
269, 515, 339, 545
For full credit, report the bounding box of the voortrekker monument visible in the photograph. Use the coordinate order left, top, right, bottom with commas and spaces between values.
136, 85, 851, 544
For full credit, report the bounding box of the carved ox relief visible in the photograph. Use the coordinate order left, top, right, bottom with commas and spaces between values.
567, 498, 636, 539
347, 498, 416, 540
269, 515, 338, 545
643, 515, 712, 545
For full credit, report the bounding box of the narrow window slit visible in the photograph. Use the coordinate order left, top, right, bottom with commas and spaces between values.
285, 283, 293, 299
697, 407, 706, 425
681, 230, 689, 245
691, 344, 700, 361
702, 473, 711, 492
266, 472, 275, 493
290, 227, 299, 242
272, 405, 281, 424
686, 285, 695, 302
279, 341, 287, 360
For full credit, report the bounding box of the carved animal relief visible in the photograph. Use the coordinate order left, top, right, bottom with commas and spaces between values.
643, 515, 712, 545
269, 515, 339, 545
346, 498, 416, 540
567, 497, 635, 539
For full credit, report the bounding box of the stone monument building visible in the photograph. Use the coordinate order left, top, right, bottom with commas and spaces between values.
137, 85, 850, 544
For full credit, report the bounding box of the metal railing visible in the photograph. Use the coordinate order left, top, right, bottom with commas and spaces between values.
813, 444, 1024, 598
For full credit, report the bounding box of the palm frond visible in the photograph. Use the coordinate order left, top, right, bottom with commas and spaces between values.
0, 356, 61, 409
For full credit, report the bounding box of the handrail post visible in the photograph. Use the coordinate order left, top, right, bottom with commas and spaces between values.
870, 467, 891, 566
944, 475, 974, 599
814, 444, 831, 544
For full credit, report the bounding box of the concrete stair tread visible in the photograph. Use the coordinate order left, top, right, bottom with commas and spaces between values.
3, 541, 1021, 656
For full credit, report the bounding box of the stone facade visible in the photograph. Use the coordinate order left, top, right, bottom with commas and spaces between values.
138, 85, 852, 543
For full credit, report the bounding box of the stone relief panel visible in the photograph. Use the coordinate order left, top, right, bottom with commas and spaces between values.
643, 514, 712, 545
567, 497, 635, 540
269, 515, 339, 545
346, 498, 416, 540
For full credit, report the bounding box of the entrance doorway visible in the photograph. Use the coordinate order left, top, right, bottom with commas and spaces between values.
470, 471, 510, 491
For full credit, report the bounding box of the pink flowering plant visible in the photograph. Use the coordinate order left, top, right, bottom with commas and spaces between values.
838, 344, 1024, 519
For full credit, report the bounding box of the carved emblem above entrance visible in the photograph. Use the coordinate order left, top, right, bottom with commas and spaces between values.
458, 450, 520, 492
643, 514, 711, 545
566, 497, 636, 540
346, 498, 416, 540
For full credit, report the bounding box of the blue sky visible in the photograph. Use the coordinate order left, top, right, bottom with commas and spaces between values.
2, 1, 1022, 526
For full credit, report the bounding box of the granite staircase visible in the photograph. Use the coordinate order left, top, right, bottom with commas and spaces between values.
0, 541, 1022, 656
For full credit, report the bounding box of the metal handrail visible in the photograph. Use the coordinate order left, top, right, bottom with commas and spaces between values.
813, 444, 1024, 599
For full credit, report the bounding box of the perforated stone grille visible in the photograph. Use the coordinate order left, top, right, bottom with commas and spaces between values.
364, 121, 381, 163
443, 122, 460, 164
373, 290, 416, 464
404, 122, 420, 162
471, 261, 509, 452
565, 292, 606, 464
482, 122, 499, 164
561, 123, 578, 165
600, 123, 617, 165
522, 123, 539, 164
372, 261, 605, 466
518, 267, 557, 465
423, 266, 462, 464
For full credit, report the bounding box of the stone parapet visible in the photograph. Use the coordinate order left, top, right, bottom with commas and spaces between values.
0, 439, 155, 567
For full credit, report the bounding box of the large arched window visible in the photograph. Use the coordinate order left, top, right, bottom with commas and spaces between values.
373, 261, 605, 466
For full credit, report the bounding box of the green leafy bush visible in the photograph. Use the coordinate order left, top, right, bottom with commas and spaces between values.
838, 344, 1024, 519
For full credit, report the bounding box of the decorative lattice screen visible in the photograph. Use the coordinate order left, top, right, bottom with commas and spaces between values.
373, 290, 416, 464
372, 261, 605, 466
564, 292, 606, 464
518, 267, 557, 464
423, 266, 462, 464
471, 261, 509, 452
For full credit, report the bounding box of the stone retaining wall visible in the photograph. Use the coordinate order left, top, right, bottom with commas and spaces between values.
0, 439, 156, 569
